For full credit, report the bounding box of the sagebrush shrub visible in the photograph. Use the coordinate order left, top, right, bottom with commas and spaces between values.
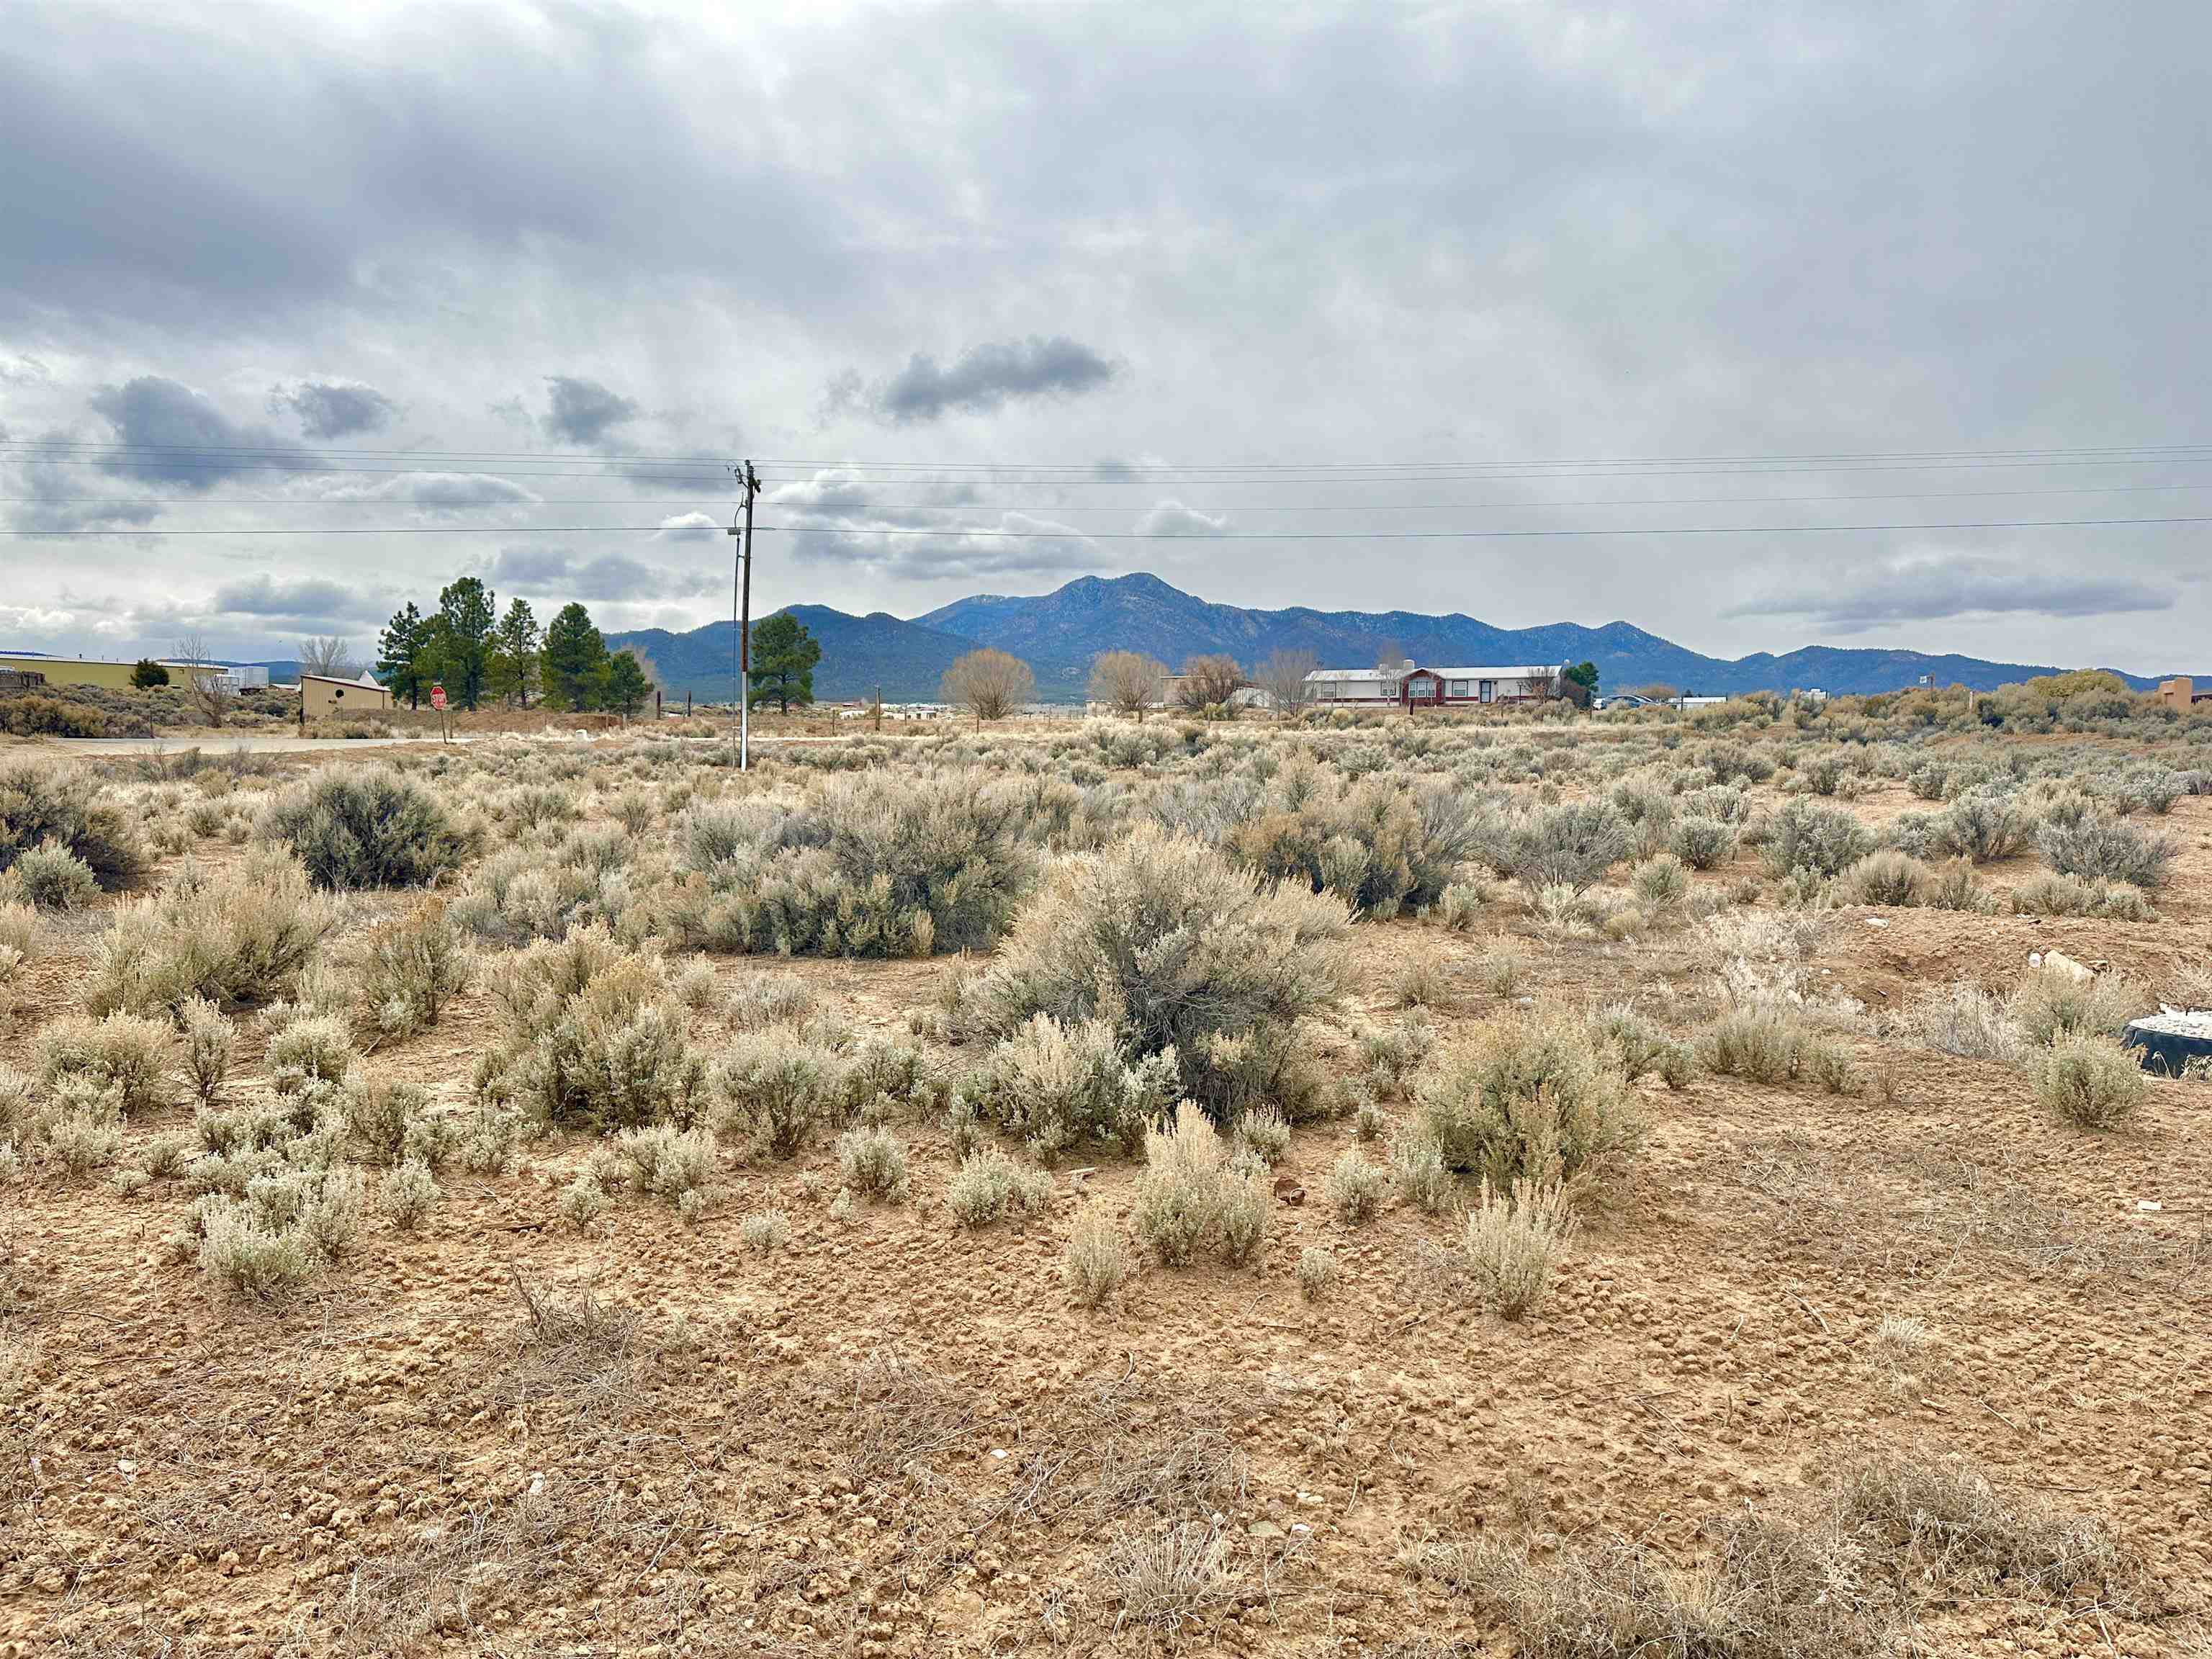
1297, 1246, 1338, 1303
1414, 1012, 1642, 1190
1901, 983, 2025, 1065
709, 1030, 848, 1156
945, 1146, 1054, 1228
86, 848, 336, 1015
261, 765, 469, 890
1629, 853, 1689, 907
349, 899, 473, 1042
10, 843, 99, 910
1697, 1006, 1859, 1093
267, 1013, 355, 1096
178, 997, 235, 1106
956, 1014, 1179, 1159
38, 1012, 175, 1116
1326, 1148, 1388, 1225
0, 759, 145, 891
836, 1125, 909, 1202
2038, 1033, 2146, 1129
1132, 1101, 1269, 1266
616, 1123, 718, 1204
2036, 807, 2173, 889
2008, 871, 2154, 920
1840, 850, 1930, 907
378, 1159, 441, 1229
1461, 1179, 1575, 1318
1763, 799, 1875, 878
2007, 965, 2144, 1046
963, 824, 1350, 1120
1503, 800, 1629, 894
484, 930, 706, 1130
1061, 1206, 1128, 1306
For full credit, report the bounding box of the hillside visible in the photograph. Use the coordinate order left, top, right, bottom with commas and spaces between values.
609, 606, 983, 705
917, 572, 2180, 699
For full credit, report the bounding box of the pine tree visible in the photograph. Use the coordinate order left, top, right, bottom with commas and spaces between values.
377, 603, 428, 709
747, 612, 822, 714
542, 602, 608, 711
488, 598, 542, 709
436, 577, 496, 711
603, 649, 651, 718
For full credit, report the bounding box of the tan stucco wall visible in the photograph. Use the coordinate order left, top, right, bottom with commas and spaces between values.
0, 655, 225, 693
301, 676, 394, 720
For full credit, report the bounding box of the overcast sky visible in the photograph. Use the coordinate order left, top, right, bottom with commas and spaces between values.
3, 1, 2207, 671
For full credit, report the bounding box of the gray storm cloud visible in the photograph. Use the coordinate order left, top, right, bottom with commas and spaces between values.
268, 379, 397, 438
872, 338, 1119, 423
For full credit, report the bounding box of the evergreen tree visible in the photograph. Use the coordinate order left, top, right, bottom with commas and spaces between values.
488, 598, 542, 709
435, 577, 496, 710
603, 649, 651, 718
376, 602, 428, 709
130, 659, 170, 690
747, 612, 822, 714
541, 602, 608, 711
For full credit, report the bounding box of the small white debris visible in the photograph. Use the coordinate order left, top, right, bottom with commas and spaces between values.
990, 1448, 1009, 1460
116, 1460, 137, 1481
1863, 917, 1888, 928
2136, 1200, 2164, 1213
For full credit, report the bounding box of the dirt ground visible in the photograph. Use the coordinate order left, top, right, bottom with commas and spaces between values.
1, 742, 2206, 1658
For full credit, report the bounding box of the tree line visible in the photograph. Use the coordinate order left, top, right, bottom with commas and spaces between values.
373, 580, 652, 714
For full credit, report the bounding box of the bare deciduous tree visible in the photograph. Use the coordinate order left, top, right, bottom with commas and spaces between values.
298, 636, 357, 678
1088, 649, 1166, 720
1372, 639, 1407, 671
173, 633, 235, 726
1251, 647, 1318, 717
942, 648, 1035, 726
1174, 653, 1244, 711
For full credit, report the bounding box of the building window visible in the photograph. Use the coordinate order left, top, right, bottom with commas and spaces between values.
1449, 679, 1469, 697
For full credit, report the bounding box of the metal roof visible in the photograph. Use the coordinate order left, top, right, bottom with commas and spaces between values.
1303, 663, 1562, 682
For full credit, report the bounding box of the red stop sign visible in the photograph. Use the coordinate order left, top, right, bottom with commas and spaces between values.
430, 684, 447, 711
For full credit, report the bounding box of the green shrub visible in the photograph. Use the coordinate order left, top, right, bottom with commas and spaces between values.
2035, 1034, 2145, 1129
1132, 1101, 1269, 1266
379, 1159, 441, 1229
1670, 814, 1737, 871
957, 1014, 1180, 1160
1697, 1005, 1859, 1093
963, 824, 1350, 1120
2008, 871, 2154, 920
0, 759, 145, 891
1414, 1012, 1642, 1190
708, 1030, 849, 1156
261, 765, 469, 890
1629, 854, 1689, 908
484, 930, 706, 1131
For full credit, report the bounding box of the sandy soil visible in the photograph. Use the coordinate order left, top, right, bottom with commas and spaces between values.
1, 767, 2206, 1658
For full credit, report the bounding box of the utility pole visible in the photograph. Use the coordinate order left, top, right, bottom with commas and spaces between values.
726, 460, 760, 770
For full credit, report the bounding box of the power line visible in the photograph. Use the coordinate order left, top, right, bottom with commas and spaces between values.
10, 480, 2212, 510
9, 513, 2212, 539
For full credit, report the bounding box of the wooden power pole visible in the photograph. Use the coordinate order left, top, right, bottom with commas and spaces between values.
727, 460, 760, 770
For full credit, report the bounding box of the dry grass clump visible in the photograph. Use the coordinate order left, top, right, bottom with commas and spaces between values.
836, 1125, 909, 1202
0, 757, 145, 892
37, 1011, 176, 1115
1106, 1519, 1238, 1633
1415, 1449, 2128, 1658
1697, 1006, 1861, 1094
1133, 1101, 1270, 1266
957, 1013, 1180, 1160
260, 764, 470, 890
86, 848, 338, 1016
946, 1146, 1055, 1227
963, 824, 1352, 1120
1899, 982, 2026, 1065
1460, 1179, 1577, 1318
1414, 1011, 1643, 1191
1062, 1205, 1129, 1306
2034, 1034, 2146, 1130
